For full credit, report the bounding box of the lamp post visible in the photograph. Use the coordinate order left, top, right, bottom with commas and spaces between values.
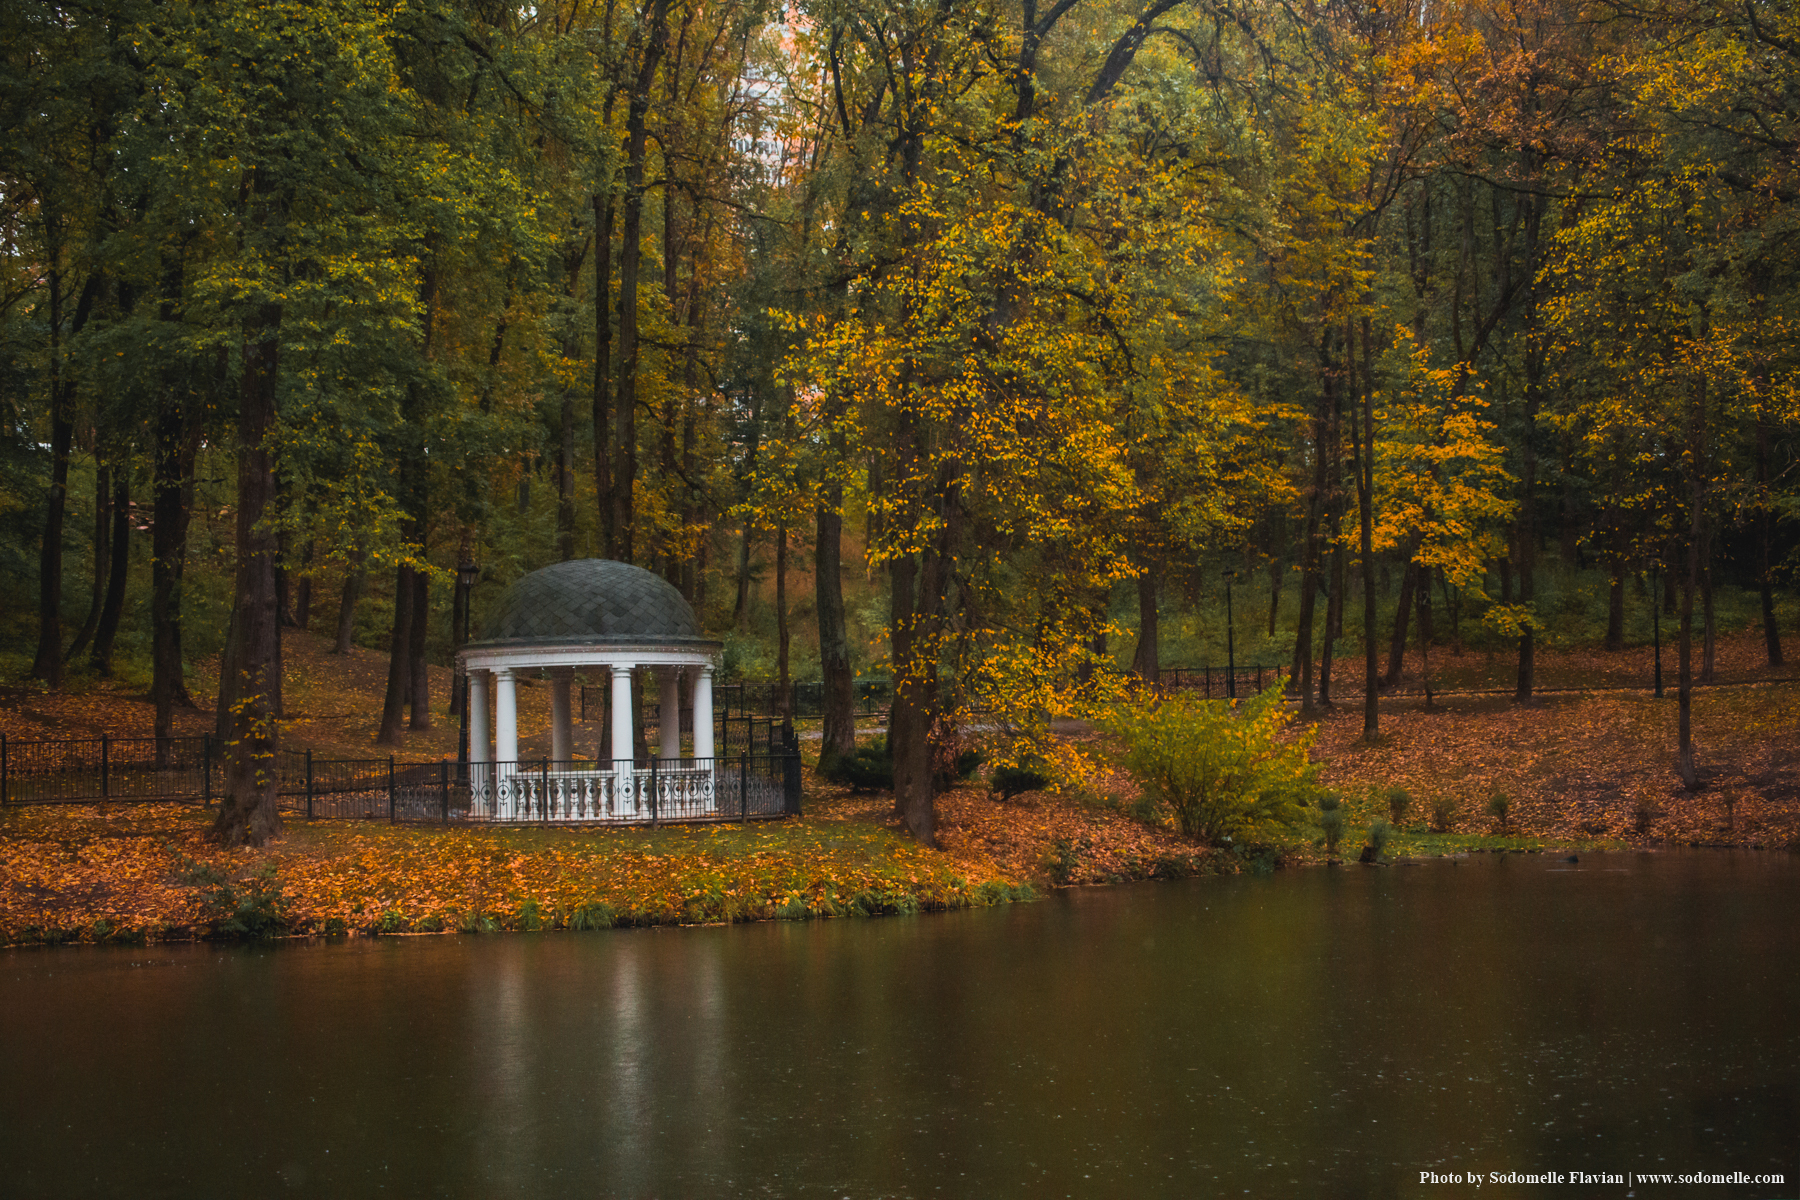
455, 561, 481, 770
1651, 561, 1663, 699
1224, 570, 1238, 700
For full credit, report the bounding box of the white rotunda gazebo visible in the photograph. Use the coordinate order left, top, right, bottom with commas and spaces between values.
458, 559, 727, 823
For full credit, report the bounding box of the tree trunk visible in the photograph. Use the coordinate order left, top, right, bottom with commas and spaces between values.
1677, 503, 1700, 789
334, 558, 365, 654
1319, 537, 1343, 708
408, 567, 431, 729
377, 564, 413, 745
815, 495, 855, 767
1756, 409, 1782, 666
889, 551, 936, 847
1291, 483, 1324, 709
67, 463, 109, 662
1700, 544, 1715, 686
775, 524, 791, 719
1385, 556, 1419, 688
1131, 565, 1159, 684
293, 542, 313, 630
612, 0, 672, 565
593, 192, 616, 557
31, 260, 73, 688
1605, 528, 1626, 651
214, 299, 283, 847
152, 396, 200, 748
89, 468, 130, 675
1267, 553, 1283, 637
1418, 568, 1435, 708
1515, 416, 1538, 703
733, 518, 753, 631
1355, 317, 1379, 740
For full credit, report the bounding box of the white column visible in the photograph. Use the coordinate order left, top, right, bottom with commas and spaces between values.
468, 668, 491, 816
610, 664, 635, 771
693, 664, 714, 761
469, 669, 491, 766
658, 668, 682, 762
495, 668, 519, 764
550, 669, 573, 766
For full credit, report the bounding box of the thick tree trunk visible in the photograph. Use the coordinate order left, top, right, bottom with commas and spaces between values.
1131, 566, 1159, 683
377, 563, 413, 745
334, 558, 364, 654
612, 0, 672, 564
815, 495, 855, 767
152, 398, 199, 749
889, 551, 936, 847
31, 265, 73, 688
408, 568, 431, 729
593, 192, 615, 558
89, 469, 130, 675
214, 301, 283, 847
775, 525, 791, 719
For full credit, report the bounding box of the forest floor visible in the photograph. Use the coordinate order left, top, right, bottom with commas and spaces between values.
0, 627, 1794, 946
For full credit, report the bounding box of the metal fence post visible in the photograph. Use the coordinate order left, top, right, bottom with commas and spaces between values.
542, 758, 550, 823
649, 755, 659, 828
100, 735, 110, 799
740, 754, 749, 822
305, 749, 314, 819
202, 735, 212, 808
440, 759, 449, 821
388, 756, 396, 823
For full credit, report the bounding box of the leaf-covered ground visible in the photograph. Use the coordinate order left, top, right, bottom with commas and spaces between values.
3, 629, 1793, 948
1309, 677, 1800, 850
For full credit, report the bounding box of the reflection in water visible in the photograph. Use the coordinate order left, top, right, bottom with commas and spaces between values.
1, 851, 1797, 1198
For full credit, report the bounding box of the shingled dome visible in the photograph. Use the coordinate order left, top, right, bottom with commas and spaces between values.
478, 558, 704, 645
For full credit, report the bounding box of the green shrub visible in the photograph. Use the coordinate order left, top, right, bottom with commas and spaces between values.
990, 763, 1051, 802
1430, 795, 1459, 832
1385, 788, 1412, 826
570, 902, 616, 931
822, 736, 894, 792
180, 859, 287, 939
1317, 793, 1346, 856
1485, 792, 1511, 830
1103, 685, 1321, 846
1365, 818, 1392, 860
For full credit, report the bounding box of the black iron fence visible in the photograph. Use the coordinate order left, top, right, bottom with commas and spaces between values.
0, 734, 215, 806
0, 733, 801, 825
1159, 665, 1280, 699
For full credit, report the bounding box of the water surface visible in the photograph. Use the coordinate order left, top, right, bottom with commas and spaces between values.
2, 851, 1795, 1197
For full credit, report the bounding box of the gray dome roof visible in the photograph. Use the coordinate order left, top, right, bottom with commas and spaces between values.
476, 559, 707, 645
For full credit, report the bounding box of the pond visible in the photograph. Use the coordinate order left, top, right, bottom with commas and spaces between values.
2, 851, 1795, 1197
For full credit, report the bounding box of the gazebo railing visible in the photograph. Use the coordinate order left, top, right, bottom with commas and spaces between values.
467, 755, 795, 824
